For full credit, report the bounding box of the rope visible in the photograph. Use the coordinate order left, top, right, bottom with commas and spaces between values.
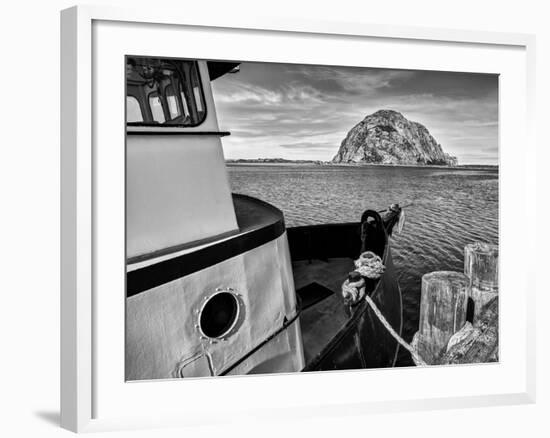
354, 251, 386, 278
397, 209, 405, 234
342, 278, 366, 305
363, 294, 427, 366
342, 252, 428, 366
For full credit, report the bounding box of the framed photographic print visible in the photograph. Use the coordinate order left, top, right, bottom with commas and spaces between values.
61, 5, 536, 432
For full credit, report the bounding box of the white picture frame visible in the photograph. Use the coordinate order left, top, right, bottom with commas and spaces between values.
60, 5, 536, 432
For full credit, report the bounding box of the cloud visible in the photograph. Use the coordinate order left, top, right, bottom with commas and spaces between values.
214, 81, 325, 108
211, 61, 498, 164
215, 83, 283, 105
287, 65, 416, 94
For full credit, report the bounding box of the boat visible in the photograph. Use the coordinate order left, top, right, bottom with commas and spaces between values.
125, 56, 404, 380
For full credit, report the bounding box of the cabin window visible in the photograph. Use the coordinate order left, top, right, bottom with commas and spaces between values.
180, 93, 190, 117
126, 96, 143, 123
194, 87, 203, 112
165, 86, 181, 120
126, 56, 207, 127
148, 93, 166, 123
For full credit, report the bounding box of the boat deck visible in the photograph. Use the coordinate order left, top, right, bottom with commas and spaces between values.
233, 194, 283, 233
293, 257, 354, 364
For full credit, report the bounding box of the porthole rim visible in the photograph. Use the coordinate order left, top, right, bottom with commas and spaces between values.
196, 290, 241, 340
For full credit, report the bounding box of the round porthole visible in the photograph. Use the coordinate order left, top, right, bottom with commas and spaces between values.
198, 292, 240, 339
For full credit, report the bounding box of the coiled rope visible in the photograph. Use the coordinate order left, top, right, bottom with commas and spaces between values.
354, 251, 386, 278
342, 251, 427, 366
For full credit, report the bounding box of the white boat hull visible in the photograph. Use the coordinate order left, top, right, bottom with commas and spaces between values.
126, 232, 305, 380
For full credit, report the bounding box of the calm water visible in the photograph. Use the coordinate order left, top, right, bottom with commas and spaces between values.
228, 164, 499, 359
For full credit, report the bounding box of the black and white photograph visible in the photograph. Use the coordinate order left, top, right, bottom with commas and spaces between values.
125, 56, 499, 381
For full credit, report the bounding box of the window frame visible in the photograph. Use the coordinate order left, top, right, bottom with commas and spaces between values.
125, 56, 208, 128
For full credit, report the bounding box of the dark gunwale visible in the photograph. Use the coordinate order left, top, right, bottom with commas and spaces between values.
126, 194, 285, 297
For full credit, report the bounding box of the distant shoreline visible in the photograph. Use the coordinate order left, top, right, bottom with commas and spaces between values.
225, 160, 498, 170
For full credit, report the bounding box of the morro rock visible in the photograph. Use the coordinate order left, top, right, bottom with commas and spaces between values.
332, 110, 458, 166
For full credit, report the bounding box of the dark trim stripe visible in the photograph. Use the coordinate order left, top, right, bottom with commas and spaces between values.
127, 130, 231, 136
126, 216, 285, 297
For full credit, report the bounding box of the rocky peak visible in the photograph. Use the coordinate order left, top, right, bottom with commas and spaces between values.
332, 110, 458, 166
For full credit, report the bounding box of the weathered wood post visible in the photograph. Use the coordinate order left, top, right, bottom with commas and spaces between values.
415, 271, 469, 364
464, 242, 498, 323
439, 296, 499, 364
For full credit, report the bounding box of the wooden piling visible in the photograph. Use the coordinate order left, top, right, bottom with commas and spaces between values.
439, 297, 498, 364
416, 271, 470, 364
464, 242, 498, 322
411, 241, 499, 365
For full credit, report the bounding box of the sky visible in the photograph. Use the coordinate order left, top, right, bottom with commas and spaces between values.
210, 62, 498, 165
